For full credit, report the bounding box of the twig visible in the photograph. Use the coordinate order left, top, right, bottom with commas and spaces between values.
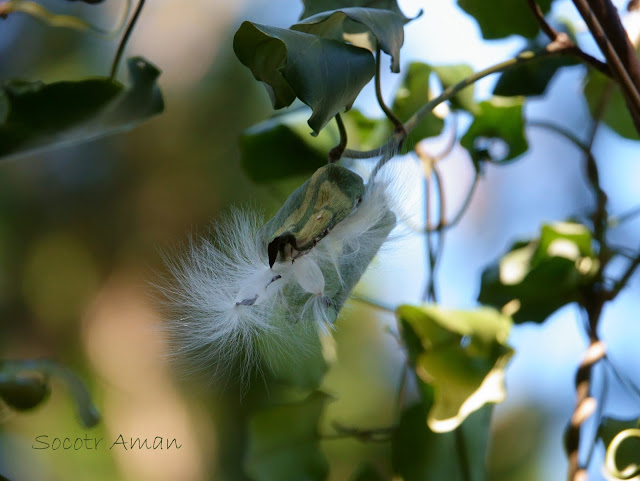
609, 204, 640, 227
344, 48, 584, 161
526, 0, 611, 75
571, 0, 640, 134
110, 0, 146, 79
584, 356, 609, 469
328, 113, 347, 163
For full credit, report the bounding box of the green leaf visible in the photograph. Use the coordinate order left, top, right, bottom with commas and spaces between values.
460, 96, 527, 166
0, 375, 50, 411
292, 7, 421, 73
0, 56, 163, 161
392, 402, 491, 481
348, 463, 388, 481
457, 0, 553, 39
396, 304, 513, 432
584, 68, 640, 140
240, 108, 386, 183
300, 0, 405, 19
433, 64, 478, 113
233, 21, 375, 134
494, 26, 579, 98
478, 222, 599, 324
392, 62, 444, 146
599, 417, 640, 480
245, 391, 331, 481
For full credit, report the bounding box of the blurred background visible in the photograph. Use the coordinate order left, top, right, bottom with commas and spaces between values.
0, 0, 639, 480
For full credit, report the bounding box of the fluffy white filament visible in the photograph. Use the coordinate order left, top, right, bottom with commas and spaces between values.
160, 179, 395, 382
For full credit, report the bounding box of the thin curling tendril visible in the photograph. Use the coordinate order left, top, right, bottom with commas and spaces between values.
0, 0, 131, 38
605, 428, 640, 480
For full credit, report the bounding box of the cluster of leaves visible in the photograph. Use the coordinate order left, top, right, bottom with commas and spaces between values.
0, 0, 162, 432
232, 0, 640, 479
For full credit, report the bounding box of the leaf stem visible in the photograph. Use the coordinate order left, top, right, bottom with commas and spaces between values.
455, 425, 472, 481
110, 0, 146, 79
375, 46, 405, 135
328, 113, 347, 163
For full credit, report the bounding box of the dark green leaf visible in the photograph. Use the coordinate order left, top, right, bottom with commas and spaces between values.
584, 68, 640, 140
240, 108, 386, 182
348, 463, 388, 481
292, 7, 421, 73
599, 417, 640, 480
433, 64, 478, 113
245, 391, 331, 481
460, 97, 527, 166
300, 0, 405, 19
0, 375, 50, 411
233, 21, 375, 134
457, 0, 552, 39
392, 62, 444, 146
494, 33, 579, 97
0, 473, 12, 481
478, 222, 599, 324
397, 304, 513, 432
392, 402, 491, 481
0, 57, 163, 161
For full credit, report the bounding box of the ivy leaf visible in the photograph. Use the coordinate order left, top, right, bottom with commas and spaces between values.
244, 391, 331, 481
457, 0, 553, 39
240, 108, 386, 183
460, 96, 527, 167
396, 304, 513, 432
292, 7, 421, 73
0, 56, 163, 161
0, 375, 50, 411
599, 417, 640, 480
233, 22, 375, 134
392, 402, 492, 481
584, 68, 640, 140
300, 0, 405, 18
478, 222, 599, 324
392, 62, 444, 147
433, 64, 478, 113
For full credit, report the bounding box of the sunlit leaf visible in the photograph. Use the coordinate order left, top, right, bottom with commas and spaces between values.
245, 391, 331, 481
0, 375, 50, 411
599, 417, 640, 480
433, 64, 478, 113
392, 62, 444, 147
584, 68, 640, 140
478, 222, 599, 324
292, 7, 421, 73
233, 22, 375, 134
392, 402, 491, 481
240, 108, 386, 182
0, 56, 163, 161
457, 0, 553, 39
396, 304, 513, 432
460, 96, 527, 166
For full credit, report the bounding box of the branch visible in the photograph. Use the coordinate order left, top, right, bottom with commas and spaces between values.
571, 0, 640, 135
343, 47, 590, 161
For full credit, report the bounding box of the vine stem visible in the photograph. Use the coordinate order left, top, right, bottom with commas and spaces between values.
328, 113, 347, 163
110, 0, 146, 79
375, 46, 405, 134
344, 47, 573, 161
